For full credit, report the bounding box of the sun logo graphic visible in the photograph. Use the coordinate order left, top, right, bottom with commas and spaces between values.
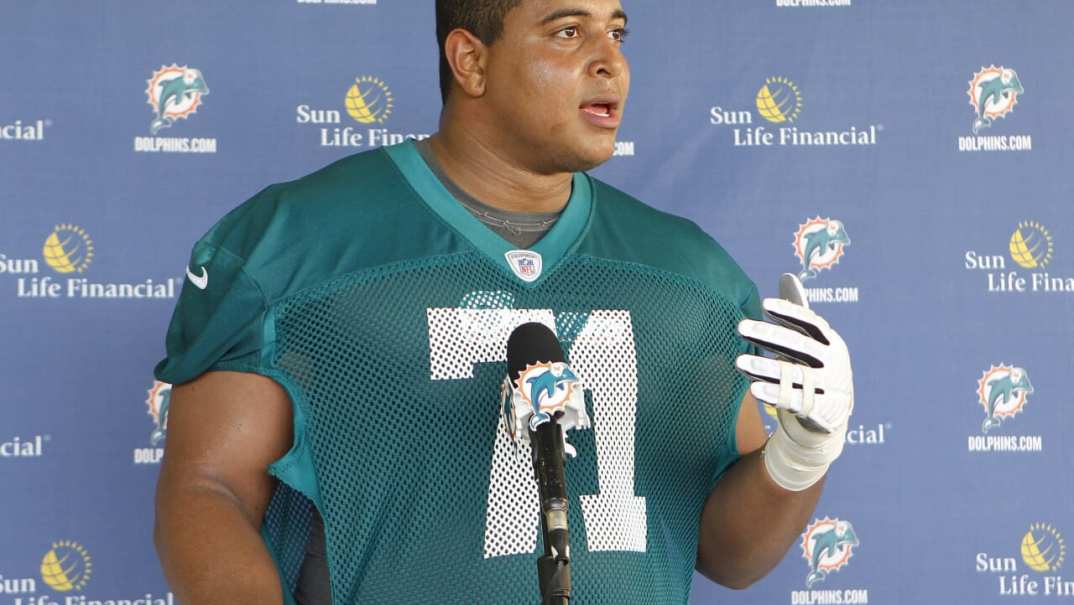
968, 65, 1023, 135
1008, 220, 1052, 269
756, 76, 802, 124
1021, 523, 1066, 573
42, 224, 93, 274
977, 364, 1034, 434
146, 65, 210, 135
345, 76, 393, 125
147, 380, 173, 446
793, 217, 850, 281
40, 540, 92, 592
801, 517, 859, 588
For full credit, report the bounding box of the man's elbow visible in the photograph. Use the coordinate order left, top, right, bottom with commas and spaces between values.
696, 559, 770, 591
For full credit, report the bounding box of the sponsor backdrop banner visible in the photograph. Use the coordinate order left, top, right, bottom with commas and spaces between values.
2, 1, 1072, 604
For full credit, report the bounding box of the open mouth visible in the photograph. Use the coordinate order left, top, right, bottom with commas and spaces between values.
581, 102, 614, 118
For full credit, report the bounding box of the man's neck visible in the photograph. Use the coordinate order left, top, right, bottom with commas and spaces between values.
426, 121, 573, 215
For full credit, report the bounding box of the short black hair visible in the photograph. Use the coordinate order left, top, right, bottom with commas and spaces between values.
436, 0, 523, 104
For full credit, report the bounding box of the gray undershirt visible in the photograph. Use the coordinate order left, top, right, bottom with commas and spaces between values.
294, 143, 563, 605
415, 138, 562, 249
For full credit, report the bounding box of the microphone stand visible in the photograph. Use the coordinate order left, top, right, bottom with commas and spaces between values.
532, 417, 571, 604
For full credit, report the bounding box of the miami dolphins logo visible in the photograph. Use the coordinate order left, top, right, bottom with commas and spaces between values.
146, 380, 173, 446
968, 65, 1024, 135
515, 362, 581, 431
146, 65, 210, 134
801, 517, 859, 588
501, 359, 591, 457
977, 364, 1033, 434
793, 217, 851, 281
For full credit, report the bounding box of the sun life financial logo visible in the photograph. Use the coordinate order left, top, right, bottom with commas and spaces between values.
40, 541, 92, 593
967, 364, 1043, 453
17, 541, 175, 603
964, 221, 1074, 294
762, 404, 889, 447
959, 65, 1031, 152
6, 224, 180, 300
0, 434, 48, 459
976, 523, 1074, 597
1, 118, 50, 142
710, 76, 880, 147
791, 518, 868, 604
296, 75, 431, 148
134, 65, 217, 154
791, 217, 859, 304
134, 380, 171, 465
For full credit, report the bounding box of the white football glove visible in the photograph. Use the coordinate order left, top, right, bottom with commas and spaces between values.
735, 274, 854, 491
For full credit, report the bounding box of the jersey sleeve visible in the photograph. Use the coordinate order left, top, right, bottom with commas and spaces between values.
153, 224, 269, 386
156, 186, 279, 389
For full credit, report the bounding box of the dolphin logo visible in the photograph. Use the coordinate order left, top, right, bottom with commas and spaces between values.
150, 67, 210, 134
524, 363, 579, 430
982, 367, 1033, 433
806, 521, 859, 588
971, 67, 1024, 135
799, 220, 851, 280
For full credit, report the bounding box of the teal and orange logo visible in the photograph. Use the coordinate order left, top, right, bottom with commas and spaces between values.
801, 517, 859, 588
146, 64, 210, 134
968, 65, 1024, 134
978, 364, 1033, 434
793, 217, 850, 281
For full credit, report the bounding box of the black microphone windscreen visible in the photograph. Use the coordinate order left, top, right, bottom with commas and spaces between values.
506, 322, 564, 381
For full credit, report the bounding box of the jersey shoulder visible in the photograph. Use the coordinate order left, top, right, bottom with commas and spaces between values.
196, 145, 454, 302
583, 177, 758, 313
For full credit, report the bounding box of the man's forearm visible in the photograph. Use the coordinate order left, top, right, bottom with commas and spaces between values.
694, 448, 824, 589
155, 481, 284, 605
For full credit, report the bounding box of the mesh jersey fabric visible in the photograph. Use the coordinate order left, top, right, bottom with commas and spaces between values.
155, 139, 762, 605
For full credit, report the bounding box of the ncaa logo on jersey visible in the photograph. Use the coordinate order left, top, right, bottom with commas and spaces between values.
505, 250, 543, 283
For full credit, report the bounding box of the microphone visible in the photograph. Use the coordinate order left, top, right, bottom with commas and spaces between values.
505, 322, 586, 605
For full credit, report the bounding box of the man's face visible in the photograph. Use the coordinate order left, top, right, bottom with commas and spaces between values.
484, 0, 630, 173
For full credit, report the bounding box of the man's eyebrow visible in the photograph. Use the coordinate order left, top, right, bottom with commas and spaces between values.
540, 8, 629, 26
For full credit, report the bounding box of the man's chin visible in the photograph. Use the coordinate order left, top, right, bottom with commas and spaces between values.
554, 139, 616, 173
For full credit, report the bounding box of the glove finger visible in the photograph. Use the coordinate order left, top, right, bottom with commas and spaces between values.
735, 354, 812, 389
762, 298, 831, 345
750, 381, 803, 414
814, 393, 852, 430
738, 319, 825, 368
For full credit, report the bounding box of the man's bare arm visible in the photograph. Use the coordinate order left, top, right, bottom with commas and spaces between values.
694, 391, 823, 589
154, 371, 293, 604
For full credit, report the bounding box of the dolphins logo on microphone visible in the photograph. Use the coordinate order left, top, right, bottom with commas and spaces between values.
501, 361, 590, 455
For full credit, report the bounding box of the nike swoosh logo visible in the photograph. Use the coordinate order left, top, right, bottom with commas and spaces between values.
186, 265, 208, 290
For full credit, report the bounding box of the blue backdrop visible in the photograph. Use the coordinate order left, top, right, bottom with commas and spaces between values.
2, 1, 1072, 604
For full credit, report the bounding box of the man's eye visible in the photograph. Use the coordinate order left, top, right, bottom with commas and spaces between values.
557, 26, 579, 38
609, 28, 630, 43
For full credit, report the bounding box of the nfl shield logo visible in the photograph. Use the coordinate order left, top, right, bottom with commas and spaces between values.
504, 250, 543, 283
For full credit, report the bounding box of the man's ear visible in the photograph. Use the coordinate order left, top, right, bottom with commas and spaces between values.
443, 28, 489, 98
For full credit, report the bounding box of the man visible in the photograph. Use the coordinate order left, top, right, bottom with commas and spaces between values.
153, 1, 854, 603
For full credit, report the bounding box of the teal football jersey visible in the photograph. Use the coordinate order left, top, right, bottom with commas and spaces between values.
155, 140, 762, 604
